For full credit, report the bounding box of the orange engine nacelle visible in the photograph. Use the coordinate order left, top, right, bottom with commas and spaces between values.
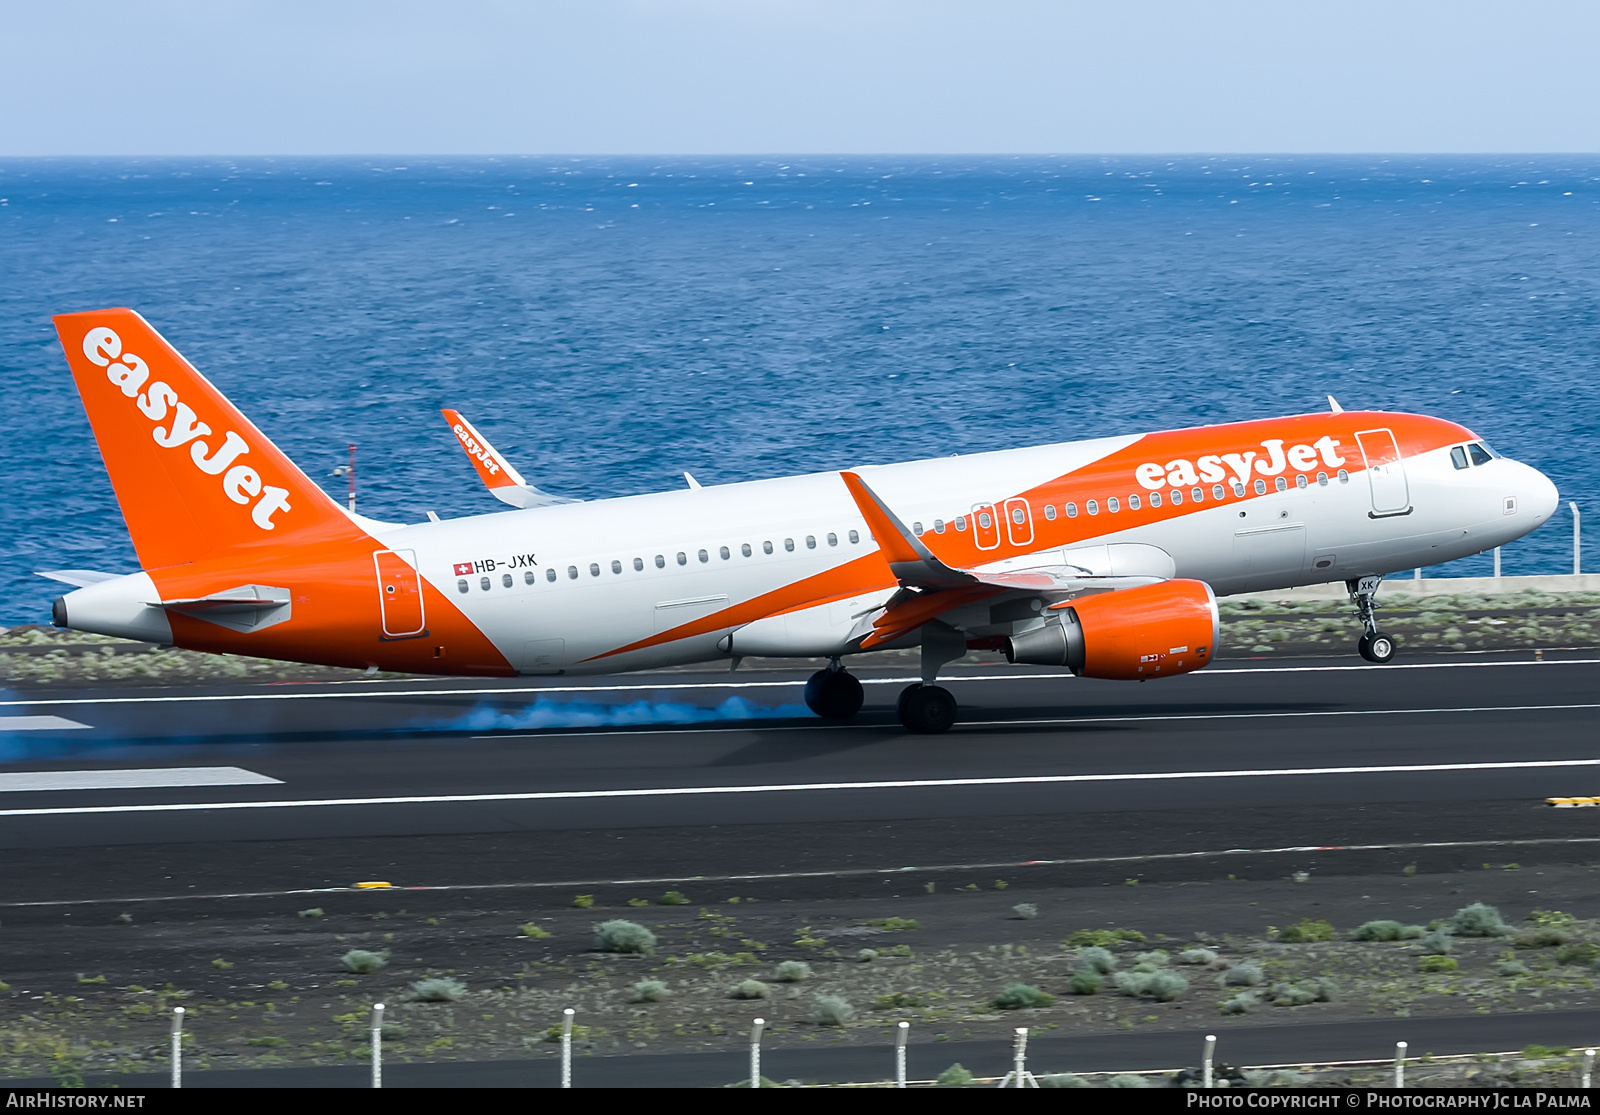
1003, 579, 1219, 681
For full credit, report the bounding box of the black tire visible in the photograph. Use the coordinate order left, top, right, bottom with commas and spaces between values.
1357, 633, 1374, 662
898, 684, 958, 734
804, 669, 864, 721
897, 682, 919, 722
1366, 631, 1397, 664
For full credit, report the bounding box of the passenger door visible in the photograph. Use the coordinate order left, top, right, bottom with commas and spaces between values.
1355, 428, 1411, 515
373, 549, 426, 638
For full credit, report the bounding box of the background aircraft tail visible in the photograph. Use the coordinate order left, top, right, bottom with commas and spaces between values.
54, 309, 356, 571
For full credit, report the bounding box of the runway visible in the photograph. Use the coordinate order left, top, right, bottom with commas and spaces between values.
2, 652, 1599, 903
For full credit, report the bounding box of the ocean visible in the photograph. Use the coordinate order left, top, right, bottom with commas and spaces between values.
0, 156, 1595, 627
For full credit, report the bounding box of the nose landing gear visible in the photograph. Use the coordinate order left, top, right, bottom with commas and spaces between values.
803, 658, 864, 721
1348, 575, 1398, 664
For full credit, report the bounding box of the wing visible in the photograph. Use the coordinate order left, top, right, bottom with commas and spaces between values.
838, 470, 1169, 649
441, 409, 579, 509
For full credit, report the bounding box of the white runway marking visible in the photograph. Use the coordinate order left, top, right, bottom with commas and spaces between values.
0, 755, 1594, 817
0, 767, 283, 793
0, 715, 90, 731
1, 657, 1596, 709
964, 701, 1600, 729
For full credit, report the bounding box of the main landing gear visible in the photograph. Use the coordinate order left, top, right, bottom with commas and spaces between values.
896, 683, 958, 734
804, 622, 966, 733
804, 659, 864, 721
895, 619, 965, 734
1348, 575, 1398, 664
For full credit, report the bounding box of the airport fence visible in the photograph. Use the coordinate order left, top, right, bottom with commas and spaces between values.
155, 1003, 1600, 1088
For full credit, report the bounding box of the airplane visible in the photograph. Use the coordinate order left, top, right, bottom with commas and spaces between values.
43, 308, 1560, 733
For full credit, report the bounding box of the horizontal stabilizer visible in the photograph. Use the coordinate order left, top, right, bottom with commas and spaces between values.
158, 584, 292, 633
442, 409, 578, 509
36, 569, 120, 588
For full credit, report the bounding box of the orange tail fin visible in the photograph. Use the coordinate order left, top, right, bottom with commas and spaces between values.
54, 309, 357, 570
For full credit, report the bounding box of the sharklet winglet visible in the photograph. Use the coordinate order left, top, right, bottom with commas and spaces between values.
838, 471, 974, 590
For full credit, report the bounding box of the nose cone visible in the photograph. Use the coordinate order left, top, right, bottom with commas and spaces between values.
1523, 463, 1560, 527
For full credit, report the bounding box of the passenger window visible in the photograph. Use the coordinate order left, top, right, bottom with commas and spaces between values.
934, 519, 947, 532
633, 557, 644, 571
1213, 484, 1225, 500
784, 538, 795, 552
1468, 443, 1493, 467
1295, 474, 1307, 489
1086, 500, 1099, 516
1149, 492, 1161, 508
1128, 494, 1141, 510
502, 573, 513, 588
655, 554, 666, 568
1337, 469, 1349, 483
720, 546, 730, 559
1316, 472, 1328, 486
1107, 497, 1120, 513
913, 522, 923, 535
590, 563, 600, 577
1065, 503, 1078, 518
978, 512, 992, 528
697, 549, 708, 563
1043, 505, 1056, 521
611, 560, 622, 574
1254, 479, 1267, 495
1191, 487, 1202, 503
457, 579, 468, 594
741, 543, 752, 557
954, 517, 967, 531
827, 533, 838, 546
1171, 489, 1183, 505
524, 570, 535, 585
482, 576, 492, 591
1450, 446, 1469, 470
806, 535, 816, 549
848, 530, 859, 544
546, 568, 557, 582
1275, 477, 1287, 492
567, 566, 578, 580
1012, 507, 1026, 524
1232, 481, 1245, 497
676, 552, 687, 565
763, 541, 774, 554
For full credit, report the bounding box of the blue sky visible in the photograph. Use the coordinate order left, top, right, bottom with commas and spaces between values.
3, 1, 1596, 155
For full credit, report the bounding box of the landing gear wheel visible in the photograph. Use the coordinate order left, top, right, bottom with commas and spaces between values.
804, 669, 864, 721
897, 683, 958, 734
1358, 631, 1397, 664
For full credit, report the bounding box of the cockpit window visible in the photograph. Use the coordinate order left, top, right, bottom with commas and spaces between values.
1450, 446, 1469, 470
1468, 442, 1493, 467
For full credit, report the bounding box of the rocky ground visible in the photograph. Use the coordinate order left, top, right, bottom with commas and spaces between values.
7, 864, 1600, 1085
3, 588, 1597, 688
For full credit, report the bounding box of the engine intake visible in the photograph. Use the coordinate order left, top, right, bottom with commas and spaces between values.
1004, 579, 1218, 681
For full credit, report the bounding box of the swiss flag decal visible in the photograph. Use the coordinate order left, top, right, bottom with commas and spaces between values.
453, 562, 473, 576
